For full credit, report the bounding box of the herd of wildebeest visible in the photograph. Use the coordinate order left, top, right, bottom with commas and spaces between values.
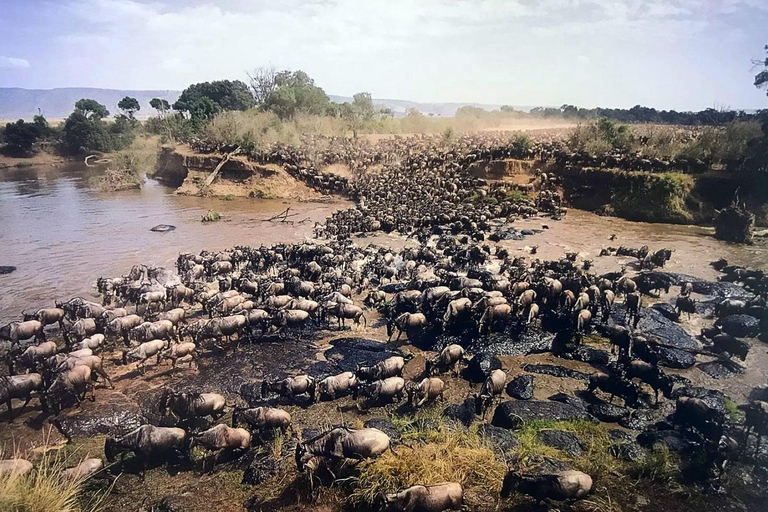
2, 131, 768, 510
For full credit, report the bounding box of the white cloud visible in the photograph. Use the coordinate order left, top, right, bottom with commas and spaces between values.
0, 56, 30, 69
576, 55, 591, 65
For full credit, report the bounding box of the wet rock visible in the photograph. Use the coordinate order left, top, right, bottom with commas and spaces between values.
526, 457, 573, 475
633, 342, 696, 369
462, 329, 555, 357
548, 393, 589, 411
537, 429, 585, 456
150, 224, 176, 232
672, 386, 727, 415
442, 397, 477, 427
611, 303, 697, 350
53, 391, 146, 440
242, 451, 281, 486
637, 429, 698, 453
301, 428, 322, 441
717, 315, 760, 338
611, 442, 645, 462
478, 424, 520, 455
522, 364, 590, 381
506, 374, 534, 400
697, 361, 740, 379
379, 282, 408, 294
588, 402, 629, 423
491, 400, 589, 430
364, 418, 400, 442
463, 352, 502, 383
618, 415, 648, 431
324, 338, 403, 373
608, 429, 635, 443
570, 346, 611, 365
0, 265, 16, 275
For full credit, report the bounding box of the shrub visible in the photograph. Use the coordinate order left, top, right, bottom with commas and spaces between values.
2, 119, 43, 155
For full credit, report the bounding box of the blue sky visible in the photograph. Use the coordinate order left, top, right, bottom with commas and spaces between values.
1, 0, 766, 110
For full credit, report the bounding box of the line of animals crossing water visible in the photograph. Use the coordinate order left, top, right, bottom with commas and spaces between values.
2, 132, 768, 510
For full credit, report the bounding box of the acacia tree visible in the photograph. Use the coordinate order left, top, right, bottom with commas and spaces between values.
340, 92, 377, 137
247, 65, 278, 105
149, 98, 171, 116
118, 96, 141, 118
75, 98, 110, 120
263, 70, 331, 119
173, 80, 255, 122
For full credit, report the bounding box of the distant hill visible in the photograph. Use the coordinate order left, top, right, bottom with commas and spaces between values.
0, 87, 535, 121
0, 87, 181, 120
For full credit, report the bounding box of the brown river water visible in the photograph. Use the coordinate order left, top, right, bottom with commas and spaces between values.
0, 163, 348, 323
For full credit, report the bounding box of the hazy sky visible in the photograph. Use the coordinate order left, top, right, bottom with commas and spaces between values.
1, 0, 767, 110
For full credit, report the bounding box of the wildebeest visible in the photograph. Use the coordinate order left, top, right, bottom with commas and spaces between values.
356, 356, 406, 381
575, 309, 591, 334
626, 359, 674, 404
586, 371, 639, 407
0, 320, 45, 346
138, 290, 166, 314
261, 374, 315, 402
355, 376, 406, 405
105, 424, 188, 475
22, 307, 65, 329
0, 458, 34, 477
106, 314, 143, 346
13, 341, 58, 373
232, 406, 292, 438
327, 302, 367, 329
159, 391, 226, 423
381, 482, 464, 512
406, 377, 445, 408
191, 424, 251, 471
161, 342, 198, 369
61, 458, 105, 481
675, 295, 696, 320
478, 304, 513, 334
317, 372, 359, 401
501, 470, 593, 502
44, 365, 94, 412
295, 427, 391, 471
675, 396, 725, 441
75, 334, 105, 352
131, 320, 176, 344
739, 400, 768, 454
388, 313, 428, 342
625, 292, 641, 326
711, 333, 750, 361
426, 344, 467, 376
52, 354, 114, 389
66, 318, 97, 345
123, 339, 168, 373
1, 373, 44, 416
474, 368, 506, 418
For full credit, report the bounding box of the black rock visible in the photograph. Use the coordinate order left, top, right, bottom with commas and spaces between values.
150, 224, 176, 232
610, 303, 697, 350
324, 338, 403, 373
570, 346, 611, 365
653, 346, 696, 369
588, 402, 629, 423
242, 451, 280, 486
463, 352, 502, 383
522, 364, 590, 381
506, 374, 534, 400
491, 400, 589, 430
380, 282, 409, 294
478, 424, 520, 455
464, 329, 555, 356
637, 429, 698, 453
443, 397, 477, 427
608, 429, 635, 443
611, 442, 646, 462
717, 315, 760, 338
548, 393, 589, 410
618, 415, 648, 431
537, 429, 585, 457
53, 391, 146, 440
697, 361, 740, 380
364, 418, 400, 441
0, 266, 16, 275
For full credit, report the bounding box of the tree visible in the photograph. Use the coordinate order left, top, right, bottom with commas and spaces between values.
118, 96, 140, 118
247, 65, 278, 105
340, 92, 377, 137
754, 44, 768, 94
74, 98, 110, 120
173, 80, 255, 121
63, 111, 112, 153
262, 70, 331, 119
2, 119, 42, 154
149, 98, 171, 115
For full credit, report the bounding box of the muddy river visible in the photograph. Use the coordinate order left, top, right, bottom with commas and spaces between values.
0, 163, 349, 323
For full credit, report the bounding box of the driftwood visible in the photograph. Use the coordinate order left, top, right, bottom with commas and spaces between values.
261, 208, 311, 226
202, 147, 241, 188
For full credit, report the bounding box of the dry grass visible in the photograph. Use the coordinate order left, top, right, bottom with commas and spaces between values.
349, 408, 506, 506
0, 440, 111, 512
